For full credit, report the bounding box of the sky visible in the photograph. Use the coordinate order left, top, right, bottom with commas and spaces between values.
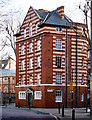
9, 0, 87, 23
0, 0, 91, 59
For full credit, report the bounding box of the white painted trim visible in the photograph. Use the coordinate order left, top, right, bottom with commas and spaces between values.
15, 84, 87, 87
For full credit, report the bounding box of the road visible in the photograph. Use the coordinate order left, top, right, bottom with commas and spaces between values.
1, 107, 56, 120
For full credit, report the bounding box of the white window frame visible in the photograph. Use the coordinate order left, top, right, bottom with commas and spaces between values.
34, 91, 41, 100
81, 92, 84, 102
24, 28, 26, 38
56, 90, 62, 102
37, 73, 40, 85
29, 74, 32, 84
29, 43, 33, 53
21, 60, 24, 70
29, 58, 32, 69
29, 26, 32, 37
21, 45, 24, 55
88, 50, 90, 58
37, 40, 41, 51
37, 56, 40, 68
3, 78, 8, 81
56, 39, 62, 50
56, 73, 62, 84
21, 75, 24, 85
19, 91, 26, 99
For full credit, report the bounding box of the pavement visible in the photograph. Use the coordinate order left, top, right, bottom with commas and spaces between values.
1, 103, 92, 120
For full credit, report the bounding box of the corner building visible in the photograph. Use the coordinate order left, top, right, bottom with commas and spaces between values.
15, 6, 88, 108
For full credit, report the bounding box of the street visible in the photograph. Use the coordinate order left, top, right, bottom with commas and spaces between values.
1, 107, 56, 120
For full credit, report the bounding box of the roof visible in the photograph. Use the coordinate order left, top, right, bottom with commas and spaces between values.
35, 9, 74, 27
0, 59, 8, 69
0, 69, 16, 77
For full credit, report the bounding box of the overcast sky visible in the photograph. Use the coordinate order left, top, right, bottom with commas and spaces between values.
4, 0, 88, 23
0, 0, 91, 59
13, 0, 88, 23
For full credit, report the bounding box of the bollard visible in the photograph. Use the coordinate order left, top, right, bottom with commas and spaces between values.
58, 102, 60, 114
62, 104, 64, 117
86, 102, 88, 113
72, 109, 75, 120
18, 101, 20, 108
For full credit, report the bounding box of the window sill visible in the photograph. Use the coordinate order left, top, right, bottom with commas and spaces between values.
55, 101, 62, 102
36, 67, 40, 69
29, 52, 33, 54
37, 50, 40, 52
20, 70, 25, 72
28, 68, 33, 70
56, 49, 62, 51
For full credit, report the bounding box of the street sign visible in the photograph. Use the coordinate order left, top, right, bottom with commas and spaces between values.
70, 82, 73, 91
60, 87, 64, 91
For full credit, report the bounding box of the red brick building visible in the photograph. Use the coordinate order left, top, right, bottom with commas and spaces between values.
15, 6, 88, 108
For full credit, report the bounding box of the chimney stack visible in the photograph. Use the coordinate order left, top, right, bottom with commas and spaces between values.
57, 6, 64, 18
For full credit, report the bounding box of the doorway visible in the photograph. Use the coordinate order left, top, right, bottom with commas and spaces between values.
28, 93, 32, 106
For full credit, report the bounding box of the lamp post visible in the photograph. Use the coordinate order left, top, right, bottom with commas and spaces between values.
85, 0, 92, 115
79, 0, 92, 114
90, 0, 92, 115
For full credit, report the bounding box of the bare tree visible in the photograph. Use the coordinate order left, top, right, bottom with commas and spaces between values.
0, 0, 23, 57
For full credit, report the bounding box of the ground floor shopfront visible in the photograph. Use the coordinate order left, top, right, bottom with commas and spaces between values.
15, 85, 88, 108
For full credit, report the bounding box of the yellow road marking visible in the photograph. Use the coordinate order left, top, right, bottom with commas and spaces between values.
50, 113, 58, 120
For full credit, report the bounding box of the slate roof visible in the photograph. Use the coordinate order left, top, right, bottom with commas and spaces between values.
35, 9, 74, 27
0, 69, 16, 77
0, 59, 8, 69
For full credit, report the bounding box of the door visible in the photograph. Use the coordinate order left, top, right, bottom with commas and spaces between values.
28, 93, 32, 106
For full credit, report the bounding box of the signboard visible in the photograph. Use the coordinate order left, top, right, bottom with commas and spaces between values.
60, 87, 64, 91
47, 89, 54, 92
70, 82, 73, 91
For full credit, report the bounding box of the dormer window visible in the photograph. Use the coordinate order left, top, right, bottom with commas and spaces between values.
29, 26, 32, 37
56, 27, 62, 32
24, 28, 26, 38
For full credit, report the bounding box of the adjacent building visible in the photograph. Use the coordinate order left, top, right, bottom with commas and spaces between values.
0, 58, 16, 104
15, 6, 88, 107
